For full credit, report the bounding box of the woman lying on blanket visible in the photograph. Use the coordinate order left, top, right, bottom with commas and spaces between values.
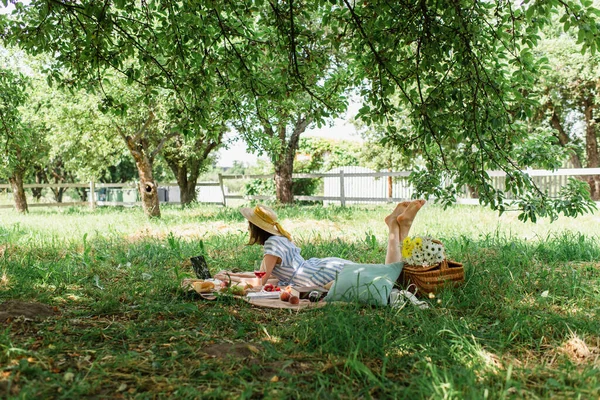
214, 200, 425, 288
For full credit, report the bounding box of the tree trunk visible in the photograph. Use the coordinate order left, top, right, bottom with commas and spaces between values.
467, 185, 479, 198
124, 142, 160, 218
32, 165, 45, 201
272, 117, 311, 204
52, 188, 65, 203
76, 187, 88, 202
9, 171, 28, 213
180, 179, 198, 206
583, 98, 600, 200
550, 109, 583, 168
49, 160, 68, 203
164, 155, 201, 206
72, 171, 87, 201
548, 101, 595, 198
162, 129, 224, 206
275, 161, 294, 204
135, 158, 160, 217
166, 160, 198, 206
120, 113, 161, 218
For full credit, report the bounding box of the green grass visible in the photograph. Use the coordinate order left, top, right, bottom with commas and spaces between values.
1, 203, 599, 399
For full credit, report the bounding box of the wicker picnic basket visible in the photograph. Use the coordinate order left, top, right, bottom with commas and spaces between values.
397, 239, 464, 295
398, 259, 464, 295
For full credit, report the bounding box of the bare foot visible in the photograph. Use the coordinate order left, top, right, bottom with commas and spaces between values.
385, 201, 411, 227
397, 199, 426, 227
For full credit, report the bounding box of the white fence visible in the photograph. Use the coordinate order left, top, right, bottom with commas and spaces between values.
1, 168, 599, 209
0, 182, 227, 209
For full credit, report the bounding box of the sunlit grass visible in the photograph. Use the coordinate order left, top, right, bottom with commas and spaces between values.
2, 202, 599, 242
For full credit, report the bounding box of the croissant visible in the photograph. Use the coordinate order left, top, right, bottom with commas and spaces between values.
192, 281, 215, 293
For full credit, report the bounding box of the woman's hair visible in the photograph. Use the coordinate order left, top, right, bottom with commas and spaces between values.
247, 221, 273, 245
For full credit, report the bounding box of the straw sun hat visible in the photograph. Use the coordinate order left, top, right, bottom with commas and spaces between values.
240, 205, 292, 241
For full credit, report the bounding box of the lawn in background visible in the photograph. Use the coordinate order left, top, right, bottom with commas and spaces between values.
1, 203, 599, 398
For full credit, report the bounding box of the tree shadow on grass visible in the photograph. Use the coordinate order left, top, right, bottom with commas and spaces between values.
1, 228, 599, 397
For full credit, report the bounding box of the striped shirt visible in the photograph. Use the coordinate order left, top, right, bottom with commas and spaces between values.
263, 235, 353, 287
